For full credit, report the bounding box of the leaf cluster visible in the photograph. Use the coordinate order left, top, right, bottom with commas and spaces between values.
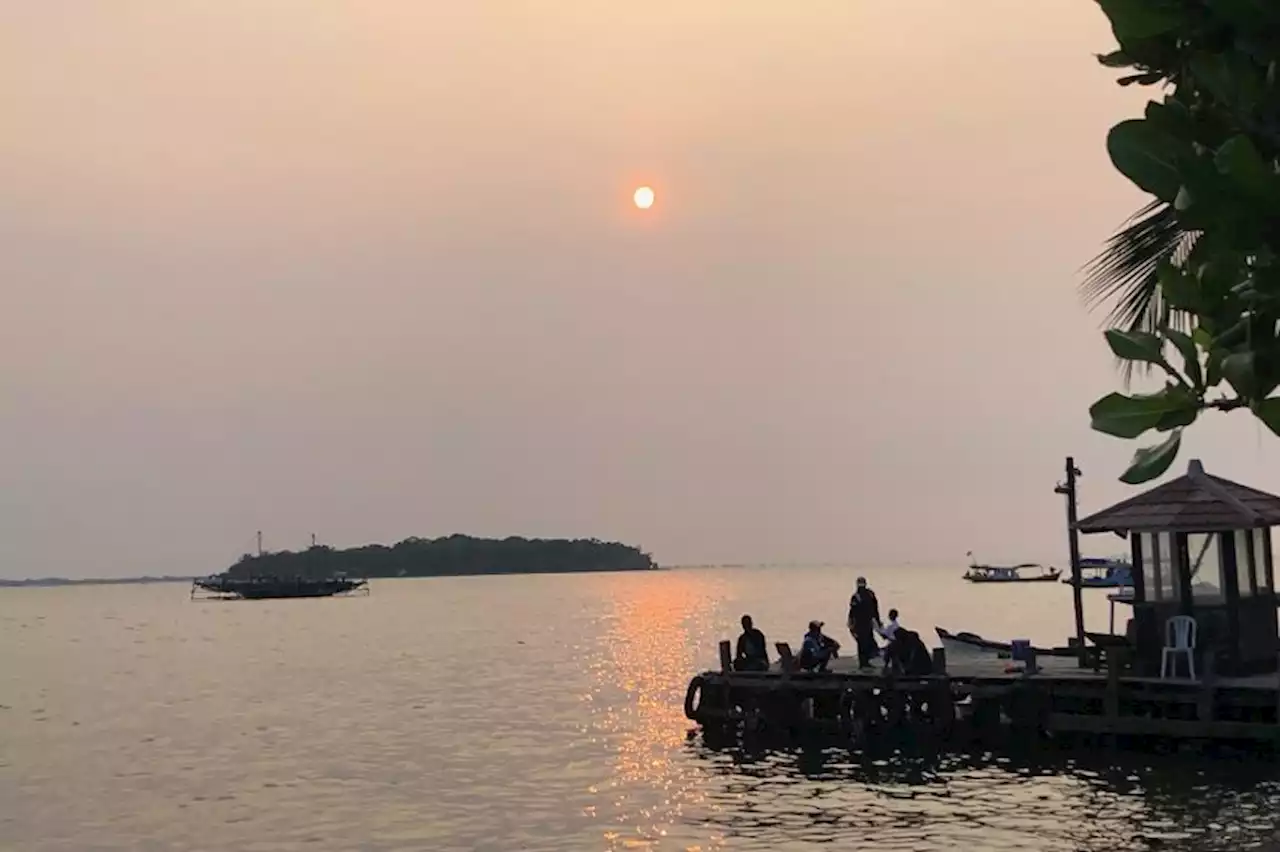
1089, 0, 1280, 481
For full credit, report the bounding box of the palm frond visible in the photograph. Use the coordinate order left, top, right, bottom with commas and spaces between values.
1081, 201, 1200, 382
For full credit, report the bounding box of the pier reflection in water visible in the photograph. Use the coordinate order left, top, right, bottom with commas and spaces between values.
6, 565, 1280, 851
689, 739, 1280, 851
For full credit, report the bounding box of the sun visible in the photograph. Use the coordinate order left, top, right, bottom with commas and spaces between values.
633, 186, 655, 210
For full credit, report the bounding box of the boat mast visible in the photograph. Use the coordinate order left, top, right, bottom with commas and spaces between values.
1055, 457, 1086, 665
256, 530, 263, 557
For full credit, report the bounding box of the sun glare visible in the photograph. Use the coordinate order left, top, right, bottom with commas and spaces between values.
633, 186, 655, 210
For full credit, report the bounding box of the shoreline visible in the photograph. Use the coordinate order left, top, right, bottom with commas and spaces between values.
0, 564, 664, 589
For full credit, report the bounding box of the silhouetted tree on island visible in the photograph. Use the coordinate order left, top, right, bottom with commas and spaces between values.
225, 534, 657, 579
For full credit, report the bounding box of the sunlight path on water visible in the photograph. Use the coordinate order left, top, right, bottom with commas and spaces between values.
585, 570, 735, 851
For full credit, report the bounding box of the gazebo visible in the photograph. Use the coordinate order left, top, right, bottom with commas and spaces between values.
1075, 459, 1280, 677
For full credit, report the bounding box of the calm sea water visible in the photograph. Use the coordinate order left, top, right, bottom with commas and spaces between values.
5, 565, 1280, 852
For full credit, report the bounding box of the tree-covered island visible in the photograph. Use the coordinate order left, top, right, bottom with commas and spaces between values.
224, 534, 658, 579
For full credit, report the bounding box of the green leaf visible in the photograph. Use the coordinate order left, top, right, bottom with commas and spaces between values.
1155, 404, 1198, 431
1096, 0, 1183, 41
1163, 326, 1204, 389
1157, 260, 1200, 310
1221, 352, 1260, 398
1107, 119, 1186, 202
1190, 54, 1234, 106
1216, 136, 1270, 184
1192, 327, 1214, 349
1212, 0, 1278, 31
1120, 429, 1183, 484
1252, 398, 1280, 437
1118, 71, 1166, 86
1215, 135, 1278, 206
1206, 350, 1225, 388
1097, 50, 1134, 69
1090, 386, 1199, 439
1143, 99, 1193, 138
1104, 328, 1166, 364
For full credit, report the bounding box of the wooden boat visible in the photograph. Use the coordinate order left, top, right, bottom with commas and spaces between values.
191, 574, 368, 600
963, 558, 1061, 583
191, 531, 370, 601
1062, 557, 1133, 588
934, 626, 1077, 658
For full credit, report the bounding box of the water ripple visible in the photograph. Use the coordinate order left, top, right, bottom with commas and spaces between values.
4, 568, 1280, 851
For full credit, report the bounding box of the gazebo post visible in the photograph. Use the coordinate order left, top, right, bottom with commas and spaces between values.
1056, 457, 1086, 665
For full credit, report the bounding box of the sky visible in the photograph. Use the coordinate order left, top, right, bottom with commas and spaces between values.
4, 1, 1279, 579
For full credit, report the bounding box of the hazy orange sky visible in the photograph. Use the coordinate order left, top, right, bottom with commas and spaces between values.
4, 1, 1276, 578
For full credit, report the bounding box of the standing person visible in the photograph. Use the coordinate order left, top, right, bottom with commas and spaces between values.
734, 614, 770, 672
847, 576, 882, 670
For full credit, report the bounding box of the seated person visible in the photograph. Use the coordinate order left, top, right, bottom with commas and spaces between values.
877, 608, 903, 669
798, 620, 840, 672
885, 628, 933, 676
734, 614, 770, 671
876, 608, 901, 644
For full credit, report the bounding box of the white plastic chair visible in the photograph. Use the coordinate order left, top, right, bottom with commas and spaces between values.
1160, 615, 1197, 680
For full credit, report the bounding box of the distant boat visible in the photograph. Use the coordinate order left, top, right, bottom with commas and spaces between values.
963, 553, 1061, 583
1063, 557, 1133, 589
191, 532, 369, 601
935, 626, 1076, 658
191, 574, 368, 600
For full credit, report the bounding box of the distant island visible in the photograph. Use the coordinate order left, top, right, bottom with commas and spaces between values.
223, 534, 658, 579
0, 575, 195, 588
0, 536, 658, 588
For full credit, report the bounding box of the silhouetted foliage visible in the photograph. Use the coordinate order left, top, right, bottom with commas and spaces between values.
226, 534, 657, 579
1085, 0, 1280, 482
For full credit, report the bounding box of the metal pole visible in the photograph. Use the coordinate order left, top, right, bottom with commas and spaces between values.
1056, 457, 1087, 665
257, 530, 263, 557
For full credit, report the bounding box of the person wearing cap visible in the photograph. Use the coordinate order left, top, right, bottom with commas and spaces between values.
847, 576, 882, 670
799, 619, 839, 672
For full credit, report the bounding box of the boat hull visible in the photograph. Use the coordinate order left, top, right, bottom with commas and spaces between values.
192, 576, 368, 600
934, 627, 1077, 658
963, 571, 1062, 583
1063, 577, 1132, 589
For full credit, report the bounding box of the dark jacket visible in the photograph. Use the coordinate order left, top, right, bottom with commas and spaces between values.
736, 628, 768, 665
799, 631, 838, 670
889, 629, 933, 676
848, 587, 881, 631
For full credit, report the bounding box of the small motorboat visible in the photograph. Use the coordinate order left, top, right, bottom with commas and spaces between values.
963, 553, 1061, 583
934, 627, 1077, 658
1063, 557, 1133, 588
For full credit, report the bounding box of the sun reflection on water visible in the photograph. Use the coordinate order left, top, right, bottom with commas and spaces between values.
583, 571, 732, 851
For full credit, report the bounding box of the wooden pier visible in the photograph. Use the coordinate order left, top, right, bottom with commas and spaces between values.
685, 642, 1280, 747
683, 458, 1280, 752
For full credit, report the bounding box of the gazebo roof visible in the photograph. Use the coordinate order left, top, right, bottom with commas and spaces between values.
1076, 459, 1280, 534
